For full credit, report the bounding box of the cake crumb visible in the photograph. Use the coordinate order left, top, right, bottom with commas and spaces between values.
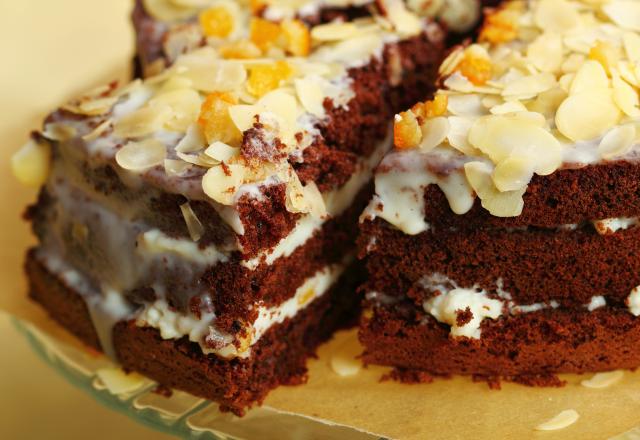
382, 367, 438, 384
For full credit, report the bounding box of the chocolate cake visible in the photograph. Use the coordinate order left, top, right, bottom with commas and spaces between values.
132, 0, 487, 77
359, 0, 640, 381
10, 0, 481, 415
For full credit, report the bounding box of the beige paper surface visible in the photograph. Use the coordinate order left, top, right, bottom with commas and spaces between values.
3, 1, 640, 439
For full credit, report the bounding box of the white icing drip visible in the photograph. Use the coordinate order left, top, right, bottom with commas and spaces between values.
138, 230, 228, 266
36, 251, 135, 359
364, 147, 475, 235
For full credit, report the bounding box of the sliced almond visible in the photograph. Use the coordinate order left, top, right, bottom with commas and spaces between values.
114, 105, 172, 138
43, 123, 77, 142
311, 22, 359, 41
176, 123, 207, 153
492, 156, 534, 192
11, 138, 51, 187
581, 371, 624, 389
527, 33, 563, 73
164, 159, 192, 175
419, 117, 450, 151
556, 89, 622, 141
602, 1, 640, 32
150, 88, 202, 133
464, 161, 526, 217
534, 0, 580, 34
612, 74, 640, 117
571, 61, 610, 94
180, 202, 205, 242
535, 409, 579, 431
202, 163, 245, 205
115, 139, 166, 171
598, 125, 636, 160
295, 77, 326, 117
623, 32, 640, 63
204, 141, 239, 162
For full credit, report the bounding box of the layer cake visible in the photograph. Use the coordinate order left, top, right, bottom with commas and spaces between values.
13, 0, 457, 414
359, 0, 640, 381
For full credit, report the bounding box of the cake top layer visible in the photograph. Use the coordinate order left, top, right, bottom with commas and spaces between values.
14, 0, 438, 235
370, 0, 640, 234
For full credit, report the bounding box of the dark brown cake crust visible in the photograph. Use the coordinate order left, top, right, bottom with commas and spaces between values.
26, 249, 361, 415
415, 159, 640, 230
360, 301, 640, 377
359, 217, 640, 307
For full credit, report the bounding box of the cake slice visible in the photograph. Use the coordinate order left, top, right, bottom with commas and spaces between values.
132, 0, 487, 77
13, 1, 452, 414
359, 0, 640, 381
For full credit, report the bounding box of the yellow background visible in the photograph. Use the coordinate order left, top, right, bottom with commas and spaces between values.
0, 1, 170, 438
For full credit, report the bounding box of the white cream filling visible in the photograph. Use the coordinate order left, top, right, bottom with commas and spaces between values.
242, 132, 391, 269
136, 262, 347, 358
592, 217, 640, 235
627, 287, 640, 316
417, 274, 611, 339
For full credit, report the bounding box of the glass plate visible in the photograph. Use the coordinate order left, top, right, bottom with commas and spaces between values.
13, 317, 380, 440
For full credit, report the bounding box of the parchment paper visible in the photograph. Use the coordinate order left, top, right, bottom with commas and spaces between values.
2, 2, 640, 439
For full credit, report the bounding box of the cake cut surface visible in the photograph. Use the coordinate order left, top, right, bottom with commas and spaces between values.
11, 0, 471, 414
360, 0, 640, 381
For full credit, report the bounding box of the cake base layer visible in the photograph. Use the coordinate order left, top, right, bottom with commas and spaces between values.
360, 301, 640, 378
26, 249, 362, 415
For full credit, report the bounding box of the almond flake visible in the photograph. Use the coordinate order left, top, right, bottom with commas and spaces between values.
82, 120, 112, 142
464, 161, 525, 217
96, 368, 147, 395
114, 105, 172, 138
42, 123, 77, 142
164, 159, 192, 175
150, 88, 202, 133
581, 370, 625, 389
419, 117, 450, 151
556, 89, 622, 141
490, 101, 527, 115
535, 409, 579, 431
623, 32, 640, 63
175, 51, 247, 93
502, 73, 556, 99
581, 370, 624, 389
176, 123, 207, 153
295, 77, 326, 117
603, 1, 640, 32
447, 94, 484, 116
11, 138, 51, 187
383, 0, 423, 37
527, 33, 563, 73
180, 202, 205, 242
142, 0, 196, 22
204, 141, 239, 162
228, 104, 260, 133
598, 125, 636, 160
447, 116, 477, 155
492, 156, 534, 192
534, 0, 580, 34
202, 163, 245, 205
115, 139, 166, 171
612, 74, 640, 117
570, 60, 609, 95
302, 181, 327, 218
311, 23, 359, 41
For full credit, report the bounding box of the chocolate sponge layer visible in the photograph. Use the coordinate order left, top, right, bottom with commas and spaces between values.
360, 300, 640, 377
359, 218, 640, 307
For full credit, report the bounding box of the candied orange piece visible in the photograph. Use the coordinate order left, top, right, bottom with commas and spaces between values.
246, 61, 294, 97
250, 0, 265, 14
456, 54, 492, 86
589, 41, 619, 76
219, 39, 262, 59
281, 19, 310, 57
198, 92, 242, 145
249, 17, 282, 52
479, 9, 518, 44
394, 111, 422, 149
413, 94, 448, 119
199, 6, 234, 38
